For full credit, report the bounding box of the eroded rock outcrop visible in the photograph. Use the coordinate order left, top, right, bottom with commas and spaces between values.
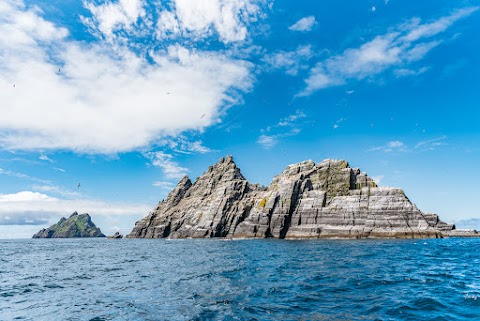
128, 156, 475, 239
33, 212, 105, 238
107, 232, 123, 239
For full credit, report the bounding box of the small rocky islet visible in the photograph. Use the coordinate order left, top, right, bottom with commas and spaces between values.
32, 212, 105, 238
128, 156, 478, 239
107, 232, 123, 239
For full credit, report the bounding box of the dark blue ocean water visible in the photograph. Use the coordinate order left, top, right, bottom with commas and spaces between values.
1, 238, 479, 321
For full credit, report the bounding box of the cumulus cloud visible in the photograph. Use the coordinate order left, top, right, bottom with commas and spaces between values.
0, 190, 152, 238
0, 191, 150, 225
156, 0, 267, 43
0, 0, 254, 154
145, 151, 188, 179
300, 7, 478, 95
289, 16, 316, 32
263, 45, 314, 76
82, 0, 147, 39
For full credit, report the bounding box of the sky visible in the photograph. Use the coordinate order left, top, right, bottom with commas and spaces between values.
0, 0, 479, 238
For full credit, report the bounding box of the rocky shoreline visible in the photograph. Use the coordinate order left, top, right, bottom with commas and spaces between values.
128, 156, 478, 239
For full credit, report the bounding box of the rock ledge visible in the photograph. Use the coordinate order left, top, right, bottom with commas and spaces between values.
128, 156, 475, 239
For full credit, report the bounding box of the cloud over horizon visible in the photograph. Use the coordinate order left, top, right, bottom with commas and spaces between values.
0, 191, 150, 225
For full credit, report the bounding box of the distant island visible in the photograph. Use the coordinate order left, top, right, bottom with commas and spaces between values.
107, 232, 123, 239
33, 212, 105, 238
128, 156, 478, 239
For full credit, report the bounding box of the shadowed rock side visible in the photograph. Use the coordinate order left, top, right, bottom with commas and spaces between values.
33, 212, 105, 238
128, 156, 477, 239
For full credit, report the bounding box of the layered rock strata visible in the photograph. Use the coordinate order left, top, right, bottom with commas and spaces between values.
128, 156, 475, 239
33, 212, 105, 238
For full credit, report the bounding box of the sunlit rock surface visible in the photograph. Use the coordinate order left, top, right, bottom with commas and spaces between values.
128, 156, 476, 239
33, 212, 105, 238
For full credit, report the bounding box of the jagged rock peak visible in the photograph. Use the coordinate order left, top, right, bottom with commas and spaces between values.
33, 212, 105, 238
163, 175, 192, 206
195, 155, 245, 183
128, 156, 477, 239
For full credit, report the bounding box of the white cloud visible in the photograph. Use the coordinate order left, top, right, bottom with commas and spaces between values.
156, 0, 267, 43
53, 167, 66, 172
82, 0, 147, 40
367, 136, 448, 154
300, 7, 478, 95
277, 110, 306, 126
158, 136, 214, 154
263, 45, 314, 76
257, 110, 305, 149
0, 191, 150, 225
0, 167, 50, 184
394, 66, 429, 77
0, 191, 57, 203
368, 140, 406, 153
415, 135, 448, 151
152, 181, 176, 189
257, 134, 278, 149
31, 184, 81, 199
0, 0, 253, 154
371, 175, 384, 185
39, 154, 53, 162
145, 151, 188, 179
289, 16, 316, 32
333, 117, 345, 129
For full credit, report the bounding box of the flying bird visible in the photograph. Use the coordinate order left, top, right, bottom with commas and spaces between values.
201, 114, 206, 119
77, 183, 81, 189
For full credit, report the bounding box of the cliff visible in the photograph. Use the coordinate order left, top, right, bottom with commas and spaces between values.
128, 156, 476, 239
33, 212, 105, 238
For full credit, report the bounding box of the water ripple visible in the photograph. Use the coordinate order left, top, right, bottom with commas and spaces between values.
0, 238, 479, 320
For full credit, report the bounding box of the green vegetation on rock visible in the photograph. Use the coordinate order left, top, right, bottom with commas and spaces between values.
32, 212, 105, 238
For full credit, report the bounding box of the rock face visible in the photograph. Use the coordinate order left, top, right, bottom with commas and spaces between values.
128, 156, 475, 239
33, 212, 105, 238
107, 232, 123, 239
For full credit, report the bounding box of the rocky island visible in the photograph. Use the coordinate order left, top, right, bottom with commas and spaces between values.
107, 232, 123, 239
128, 156, 477, 239
33, 212, 105, 238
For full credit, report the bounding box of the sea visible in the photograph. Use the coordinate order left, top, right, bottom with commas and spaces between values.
1, 238, 479, 321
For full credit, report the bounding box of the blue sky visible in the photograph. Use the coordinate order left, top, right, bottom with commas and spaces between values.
0, 0, 479, 238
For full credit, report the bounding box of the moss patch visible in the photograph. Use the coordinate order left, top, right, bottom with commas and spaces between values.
258, 198, 268, 209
